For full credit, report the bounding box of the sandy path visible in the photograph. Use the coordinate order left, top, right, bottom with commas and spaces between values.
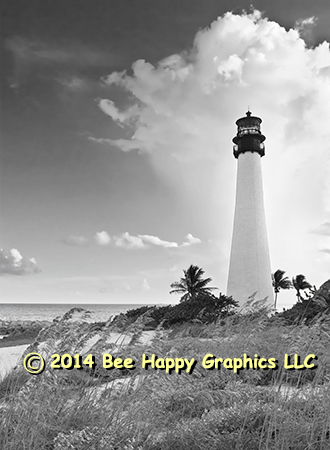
0, 345, 29, 379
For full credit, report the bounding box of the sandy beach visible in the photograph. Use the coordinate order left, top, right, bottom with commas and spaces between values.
0, 344, 29, 379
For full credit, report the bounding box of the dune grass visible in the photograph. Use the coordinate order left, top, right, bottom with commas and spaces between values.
1, 311, 330, 449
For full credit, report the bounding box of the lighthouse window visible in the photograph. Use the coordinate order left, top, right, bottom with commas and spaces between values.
238, 126, 260, 136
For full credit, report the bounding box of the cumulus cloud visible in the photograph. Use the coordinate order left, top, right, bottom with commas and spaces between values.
0, 248, 41, 276
113, 232, 202, 249
94, 231, 111, 246
98, 10, 330, 164
133, 233, 202, 248
95, 9, 330, 286
114, 232, 145, 249
138, 234, 179, 248
61, 230, 199, 250
181, 233, 202, 247
62, 235, 89, 246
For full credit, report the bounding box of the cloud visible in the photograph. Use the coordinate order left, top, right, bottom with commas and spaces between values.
61, 235, 89, 247
88, 137, 113, 145
138, 234, 179, 248
58, 77, 89, 92
0, 248, 41, 276
5, 36, 116, 89
311, 222, 330, 236
94, 231, 111, 246
114, 232, 145, 249
60, 230, 199, 250
114, 232, 202, 249
112, 231, 201, 249
96, 9, 330, 287
6, 36, 110, 67
181, 233, 202, 247
295, 17, 317, 45
88, 136, 151, 153
319, 248, 330, 254
98, 10, 330, 165
98, 100, 140, 127
141, 278, 150, 291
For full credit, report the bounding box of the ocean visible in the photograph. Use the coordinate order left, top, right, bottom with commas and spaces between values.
0, 303, 154, 323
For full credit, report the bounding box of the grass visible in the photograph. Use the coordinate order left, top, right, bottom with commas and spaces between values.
1, 311, 330, 449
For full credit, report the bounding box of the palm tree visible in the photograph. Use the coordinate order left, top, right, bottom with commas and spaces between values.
292, 274, 312, 302
272, 269, 292, 311
170, 265, 217, 303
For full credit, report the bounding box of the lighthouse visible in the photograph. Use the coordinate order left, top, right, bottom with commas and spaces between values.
227, 111, 273, 306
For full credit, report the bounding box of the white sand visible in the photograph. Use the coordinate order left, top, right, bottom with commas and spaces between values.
0, 345, 29, 379
0, 330, 157, 380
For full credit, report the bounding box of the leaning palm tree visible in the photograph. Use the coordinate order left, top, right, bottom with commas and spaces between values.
292, 274, 312, 302
272, 269, 293, 311
170, 265, 217, 303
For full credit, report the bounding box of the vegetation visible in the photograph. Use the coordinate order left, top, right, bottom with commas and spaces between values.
272, 269, 292, 311
1, 303, 330, 450
170, 264, 217, 302
292, 274, 313, 302
1, 265, 330, 450
162, 292, 239, 327
275, 298, 329, 325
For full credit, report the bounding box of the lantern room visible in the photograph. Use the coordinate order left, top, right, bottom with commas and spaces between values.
232, 111, 266, 159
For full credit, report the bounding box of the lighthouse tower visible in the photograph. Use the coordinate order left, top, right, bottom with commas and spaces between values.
227, 111, 273, 306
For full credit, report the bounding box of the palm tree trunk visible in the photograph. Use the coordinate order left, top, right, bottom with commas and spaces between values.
274, 292, 278, 311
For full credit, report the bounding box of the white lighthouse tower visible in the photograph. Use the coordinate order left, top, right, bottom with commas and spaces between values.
227, 111, 273, 306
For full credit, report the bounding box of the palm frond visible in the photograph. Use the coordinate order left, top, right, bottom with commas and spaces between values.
169, 264, 217, 303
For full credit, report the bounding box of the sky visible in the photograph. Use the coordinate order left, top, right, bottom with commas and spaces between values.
0, 0, 329, 308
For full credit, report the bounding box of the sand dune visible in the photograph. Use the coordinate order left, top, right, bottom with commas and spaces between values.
0, 345, 29, 379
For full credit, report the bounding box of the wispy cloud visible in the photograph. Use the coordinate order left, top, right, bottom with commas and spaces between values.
98, 99, 140, 127
0, 248, 41, 276
141, 278, 150, 291
5, 36, 116, 89
57, 76, 89, 92
311, 222, 330, 236
6, 36, 111, 67
59, 274, 152, 295
88, 136, 151, 153
61, 235, 89, 247
294, 16, 317, 45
